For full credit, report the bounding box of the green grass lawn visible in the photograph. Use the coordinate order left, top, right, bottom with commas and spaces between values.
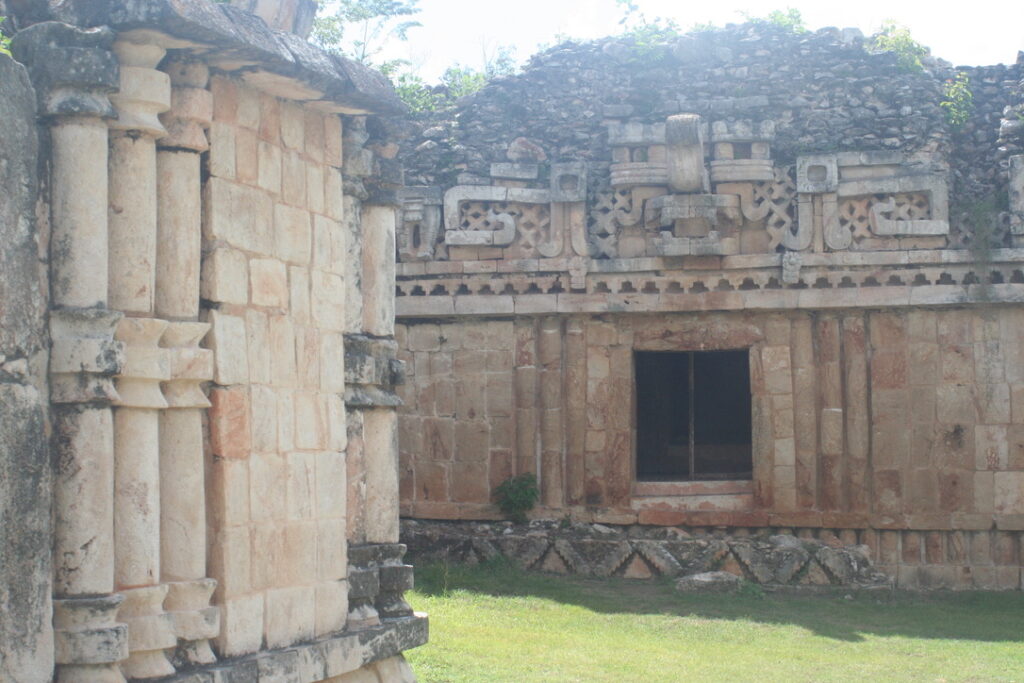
404, 560, 1024, 682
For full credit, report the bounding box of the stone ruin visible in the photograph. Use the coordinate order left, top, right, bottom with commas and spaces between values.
394, 25, 1024, 592
0, 1, 422, 681
3, 4, 1024, 681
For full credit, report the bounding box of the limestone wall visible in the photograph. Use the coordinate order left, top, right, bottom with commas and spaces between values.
397, 307, 1024, 588
0, 2, 423, 680
203, 76, 351, 655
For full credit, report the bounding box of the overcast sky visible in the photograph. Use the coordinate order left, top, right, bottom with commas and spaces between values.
377, 0, 1024, 81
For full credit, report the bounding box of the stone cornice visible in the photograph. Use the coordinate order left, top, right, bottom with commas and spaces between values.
13, 0, 405, 116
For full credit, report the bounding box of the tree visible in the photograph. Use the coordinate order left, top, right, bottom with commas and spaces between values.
311, 0, 421, 73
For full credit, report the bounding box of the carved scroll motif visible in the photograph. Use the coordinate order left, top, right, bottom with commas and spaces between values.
735, 167, 800, 250
837, 192, 941, 240
398, 186, 442, 261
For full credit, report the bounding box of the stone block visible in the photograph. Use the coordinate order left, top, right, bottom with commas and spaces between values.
317, 518, 347, 582
282, 150, 307, 207
313, 214, 341, 273
316, 451, 348, 519
249, 258, 289, 309
208, 311, 248, 386
236, 85, 260, 130
280, 101, 305, 151
287, 451, 316, 519
295, 392, 328, 450
249, 452, 287, 523
257, 141, 282, 194
250, 524, 287, 590
208, 387, 250, 459
269, 315, 297, 387
450, 462, 490, 504
283, 521, 318, 585
210, 76, 238, 123
258, 93, 280, 144
235, 126, 258, 184
290, 266, 312, 325
976, 425, 1009, 471
315, 580, 348, 638
209, 121, 236, 179
264, 586, 315, 650
246, 310, 272, 385
207, 526, 251, 600
295, 326, 321, 390
207, 458, 250, 529
415, 461, 449, 501
275, 204, 312, 265
203, 178, 273, 255
201, 247, 249, 305
325, 167, 344, 221
307, 161, 326, 215
328, 394, 348, 452
215, 594, 263, 658
312, 270, 345, 332
305, 109, 325, 163
994, 472, 1024, 513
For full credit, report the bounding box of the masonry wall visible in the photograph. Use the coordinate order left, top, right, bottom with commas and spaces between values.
0, 3, 423, 679
397, 306, 1024, 589
202, 76, 351, 654
0, 52, 53, 682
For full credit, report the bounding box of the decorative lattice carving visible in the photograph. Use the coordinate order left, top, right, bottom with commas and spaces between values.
744, 167, 797, 249
838, 193, 931, 241
587, 189, 635, 258
456, 201, 551, 256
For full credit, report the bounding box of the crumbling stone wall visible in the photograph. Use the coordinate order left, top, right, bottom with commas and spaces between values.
403, 25, 1020, 242
0, 51, 53, 682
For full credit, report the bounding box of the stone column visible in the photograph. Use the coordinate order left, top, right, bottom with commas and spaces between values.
11, 22, 130, 683
107, 37, 177, 680
155, 57, 219, 667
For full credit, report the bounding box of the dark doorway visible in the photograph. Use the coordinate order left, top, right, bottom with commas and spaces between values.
635, 350, 752, 481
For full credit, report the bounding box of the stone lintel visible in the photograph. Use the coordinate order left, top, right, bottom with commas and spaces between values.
12, 2, 404, 115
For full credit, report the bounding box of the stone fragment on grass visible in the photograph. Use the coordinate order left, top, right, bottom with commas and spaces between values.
675, 571, 742, 593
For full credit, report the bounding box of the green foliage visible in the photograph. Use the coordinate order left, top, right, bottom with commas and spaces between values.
941, 71, 974, 129
493, 473, 539, 524
393, 72, 441, 113
737, 580, 766, 599
0, 16, 11, 57
743, 8, 807, 33
615, 0, 680, 58
311, 0, 421, 66
869, 21, 929, 72
393, 45, 516, 113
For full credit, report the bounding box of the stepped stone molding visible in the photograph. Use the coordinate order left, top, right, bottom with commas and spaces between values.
402, 520, 1023, 591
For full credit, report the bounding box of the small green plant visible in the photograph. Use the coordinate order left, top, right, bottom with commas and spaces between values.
743, 8, 806, 33
869, 21, 929, 72
493, 473, 539, 524
941, 71, 974, 129
615, 0, 680, 59
737, 580, 766, 599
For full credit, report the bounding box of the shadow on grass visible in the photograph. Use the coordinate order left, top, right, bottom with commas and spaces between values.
412, 557, 1024, 644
